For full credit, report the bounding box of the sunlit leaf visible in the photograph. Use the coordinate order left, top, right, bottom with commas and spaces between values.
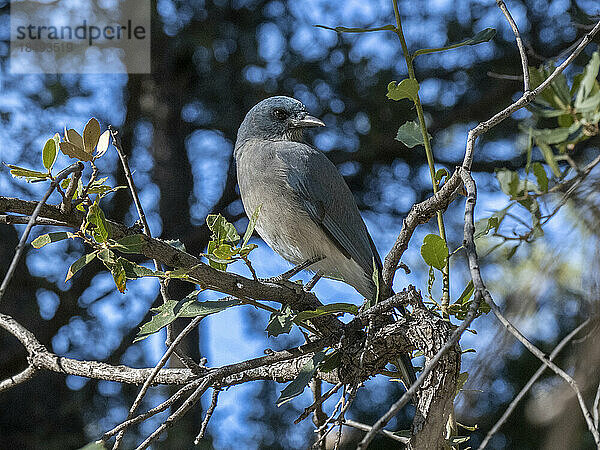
242, 205, 262, 248
5, 164, 51, 182
95, 130, 111, 158
65, 127, 84, 148
386, 79, 419, 101
87, 202, 110, 243
575, 51, 599, 107
31, 231, 74, 249
83, 118, 101, 154
65, 251, 98, 281
455, 371, 469, 395
206, 214, 240, 244
135, 295, 241, 342
60, 141, 92, 162
42, 138, 57, 171
420, 234, 448, 271
111, 259, 127, 293
455, 281, 474, 305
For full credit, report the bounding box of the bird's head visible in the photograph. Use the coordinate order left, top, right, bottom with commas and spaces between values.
236, 96, 325, 147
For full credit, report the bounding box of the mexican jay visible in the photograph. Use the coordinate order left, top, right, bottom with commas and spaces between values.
234, 96, 416, 383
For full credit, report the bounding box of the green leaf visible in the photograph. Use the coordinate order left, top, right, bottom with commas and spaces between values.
164, 239, 186, 252
42, 138, 57, 171
31, 231, 74, 249
536, 141, 561, 177
111, 259, 127, 293
277, 350, 327, 406
395, 121, 431, 148
5, 164, 51, 182
112, 234, 146, 254
206, 214, 240, 244
474, 217, 500, 239
65, 251, 98, 281
315, 24, 395, 33
435, 168, 449, 183
532, 162, 548, 192
97, 248, 116, 270
413, 28, 496, 58
319, 350, 341, 373
267, 305, 295, 337
495, 169, 522, 197
455, 371, 469, 395
506, 244, 519, 260
65, 128, 84, 149
135, 295, 241, 342
206, 241, 227, 271
212, 243, 237, 260
295, 303, 359, 322
530, 127, 571, 145
455, 281, 474, 305
242, 205, 262, 248
118, 258, 163, 279
386, 79, 419, 102
87, 202, 110, 243
239, 243, 258, 257
60, 141, 92, 162
83, 118, 101, 154
575, 51, 599, 107
420, 234, 449, 271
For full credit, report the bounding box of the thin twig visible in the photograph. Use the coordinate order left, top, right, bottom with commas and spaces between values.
343, 419, 409, 444
0, 162, 83, 302
102, 380, 203, 441
296, 382, 344, 424
487, 299, 600, 445
496, 0, 530, 92
194, 388, 220, 444
478, 319, 590, 449
134, 378, 212, 450
0, 215, 70, 227
0, 366, 38, 392
594, 380, 600, 431
311, 379, 327, 450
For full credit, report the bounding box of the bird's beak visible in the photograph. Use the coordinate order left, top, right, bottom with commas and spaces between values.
290, 114, 326, 128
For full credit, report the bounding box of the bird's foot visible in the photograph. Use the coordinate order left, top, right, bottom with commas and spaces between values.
260, 256, 324, 284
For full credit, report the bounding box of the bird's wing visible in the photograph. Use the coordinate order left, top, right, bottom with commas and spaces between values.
274, 141, 382, 276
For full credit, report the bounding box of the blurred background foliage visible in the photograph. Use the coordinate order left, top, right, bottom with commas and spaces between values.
0, 0, 599, 448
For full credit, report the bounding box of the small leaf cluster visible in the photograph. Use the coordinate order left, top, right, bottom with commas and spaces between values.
524, 51, 600, 176
204, 208, 260, 271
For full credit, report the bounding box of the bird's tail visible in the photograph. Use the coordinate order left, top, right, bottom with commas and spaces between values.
396, 353, 418, 388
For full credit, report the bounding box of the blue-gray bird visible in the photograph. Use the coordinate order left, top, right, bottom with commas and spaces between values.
235, 96, 416, 384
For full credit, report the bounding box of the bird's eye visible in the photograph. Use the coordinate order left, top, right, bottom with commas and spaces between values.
273, 109, 288, 120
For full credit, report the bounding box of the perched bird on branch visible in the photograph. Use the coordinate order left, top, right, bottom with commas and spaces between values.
235, 96, 416, 385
